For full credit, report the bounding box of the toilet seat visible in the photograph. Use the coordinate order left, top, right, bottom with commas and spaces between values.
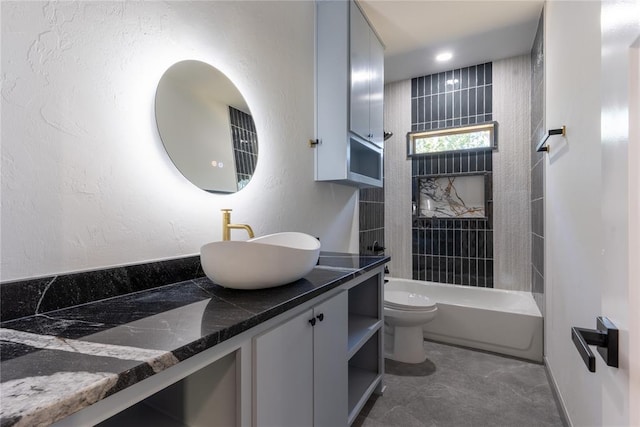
384, 289, 436, 311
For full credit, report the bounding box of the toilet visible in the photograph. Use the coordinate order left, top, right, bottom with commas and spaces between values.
384, 281, 438, 364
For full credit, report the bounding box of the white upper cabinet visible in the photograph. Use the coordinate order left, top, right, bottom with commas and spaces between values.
349, 1, 384, 146
316, 0, 384, 188
368, 26, 384, 146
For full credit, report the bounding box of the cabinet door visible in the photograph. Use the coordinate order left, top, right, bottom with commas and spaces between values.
313, 292, 348, 427
368, 31, 384, 147
254, 309, 314, 427
349, 1, 370, 141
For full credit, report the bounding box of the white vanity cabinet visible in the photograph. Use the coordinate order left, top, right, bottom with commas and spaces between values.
254, 291, 348, 427
254, 269, 385, 427
316, 0, 384, 188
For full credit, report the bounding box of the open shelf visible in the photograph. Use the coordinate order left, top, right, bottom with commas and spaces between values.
98, 352, 236, 427
97, 402, 185, 427
346, 270, 383, 425
347, 366, 382, 425
348, 314, 382, 359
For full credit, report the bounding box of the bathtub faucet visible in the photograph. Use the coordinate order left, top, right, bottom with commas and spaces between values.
367, 240, 385, 255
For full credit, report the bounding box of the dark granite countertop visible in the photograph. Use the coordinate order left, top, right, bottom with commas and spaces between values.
0, 253, 388, 427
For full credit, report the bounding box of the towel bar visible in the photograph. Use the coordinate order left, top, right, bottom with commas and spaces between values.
571, 316, 618, 372
536, 126, 566, 152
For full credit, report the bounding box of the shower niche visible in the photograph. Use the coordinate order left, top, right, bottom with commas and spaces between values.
416, 173, 491, 219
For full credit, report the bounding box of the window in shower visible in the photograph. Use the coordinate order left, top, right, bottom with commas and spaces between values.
407, 122, 497, 156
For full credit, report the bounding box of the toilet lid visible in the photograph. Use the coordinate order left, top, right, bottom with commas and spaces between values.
385, 290, 436, 310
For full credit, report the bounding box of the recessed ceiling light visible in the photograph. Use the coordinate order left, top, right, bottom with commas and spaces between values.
436, 52, 453, 62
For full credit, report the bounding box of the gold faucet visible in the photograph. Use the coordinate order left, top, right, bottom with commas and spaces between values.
221, 209, 255, 241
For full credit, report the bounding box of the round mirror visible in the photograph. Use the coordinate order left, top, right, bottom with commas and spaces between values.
155, 60, 258, 193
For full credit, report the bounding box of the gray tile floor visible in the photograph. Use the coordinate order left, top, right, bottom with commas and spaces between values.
354, 340, 565, 427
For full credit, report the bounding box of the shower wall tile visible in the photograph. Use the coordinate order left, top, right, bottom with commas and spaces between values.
531, 119, 545, 167
384, 80, 413, 278
411, 63, 492, 132
229, 107, 258, 189
532, 266, 544, 294
410, 62, 494, 287
492, 55, 531, 292
530, 10, 545, 315
531, 198, 544, 237
359, 186, 385, 255
532, 234, 544, 279
531, 160, 544, 201
532, 267, 544, 314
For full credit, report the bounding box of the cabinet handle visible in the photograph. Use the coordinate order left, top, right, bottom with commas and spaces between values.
316, 313, 324, 322
309, 318, 316, 326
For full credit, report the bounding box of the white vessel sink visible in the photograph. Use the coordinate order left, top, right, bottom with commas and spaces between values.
200, 232, 321, 290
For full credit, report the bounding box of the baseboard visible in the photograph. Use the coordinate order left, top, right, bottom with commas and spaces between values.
544, 356, 572, 427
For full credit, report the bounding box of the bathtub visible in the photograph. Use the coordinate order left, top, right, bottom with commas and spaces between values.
385, 278, 543, 362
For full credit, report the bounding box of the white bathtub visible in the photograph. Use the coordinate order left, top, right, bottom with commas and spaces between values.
385, 278, 543, 362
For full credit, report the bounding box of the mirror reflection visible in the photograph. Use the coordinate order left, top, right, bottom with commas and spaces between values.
155, 60, 258, 193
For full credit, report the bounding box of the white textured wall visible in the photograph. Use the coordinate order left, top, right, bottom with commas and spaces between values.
492, 55, 532, 291
544, 2, 603, 425
1, 1, 359, 281
383, 80, 412, 279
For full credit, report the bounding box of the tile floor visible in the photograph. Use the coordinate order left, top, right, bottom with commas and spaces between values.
353, 340, 565, 427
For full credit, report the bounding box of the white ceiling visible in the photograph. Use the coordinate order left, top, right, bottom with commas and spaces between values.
358, 0, 544, 82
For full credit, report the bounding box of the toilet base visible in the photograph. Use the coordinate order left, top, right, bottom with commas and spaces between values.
384, 325, 427, 364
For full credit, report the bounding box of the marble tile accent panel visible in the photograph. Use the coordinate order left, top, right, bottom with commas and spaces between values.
417, 175, 486, 218
1, 256, 203, 322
